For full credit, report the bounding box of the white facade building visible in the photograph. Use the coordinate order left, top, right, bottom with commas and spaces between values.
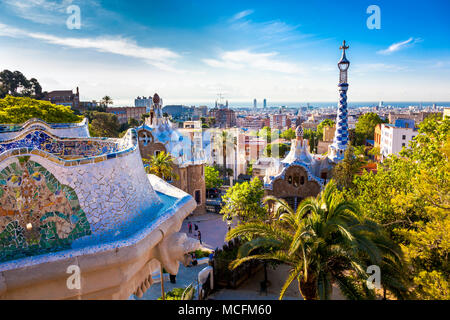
380, 123, 418, 160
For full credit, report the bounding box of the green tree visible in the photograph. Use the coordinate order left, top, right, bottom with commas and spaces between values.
0, 96, 82, 123
143, 151, 179, 181
317, 119, 335, 140
226, 181, 408, 300
220, 177, 266, 222
205, 166, 223, 189
0, 70, 44, 98
128, 117, 140, 127
280, 128, 296, 140
354, 113, 385, 146
303, 129, 319, 153
332, 145, 366, 190
264, 142, 290, 158
258, 126, 275, 144
88, 111, 121, 137
100, 95, 113, 108
340, 115, 450, 299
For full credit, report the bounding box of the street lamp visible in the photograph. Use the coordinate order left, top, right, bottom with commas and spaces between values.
226, 215, 233, 231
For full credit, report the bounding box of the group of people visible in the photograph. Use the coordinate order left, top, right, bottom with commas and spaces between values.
187, 221, 202, 244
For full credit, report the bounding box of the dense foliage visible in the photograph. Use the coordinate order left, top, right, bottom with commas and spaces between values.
354, 112, 385, 146
143, 151, 179, 181
87, 111, 121, 137
280, 128, 296, 140
317, 119, 335, 140
0, 96, 82, 124
0, 70, 43, 99
157, 285, 196, 300
220, 177, 266, 222
205, 165, 223, 189
303, 129, 320, 153
226, 181, 408, 300
332, 145, 366, 190
264, 142, 290, 158
339, 115, 449, 299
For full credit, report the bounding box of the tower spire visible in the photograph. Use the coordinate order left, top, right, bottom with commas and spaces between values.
329, 41, 350, 162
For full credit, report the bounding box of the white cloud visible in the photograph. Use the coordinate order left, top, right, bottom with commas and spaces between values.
3, 0, 75, 25
230, 9, 254, 21
0, 23, 180, 71
377, 37, 423, 55
354, 63, 409, 73
203, 49, 303, 74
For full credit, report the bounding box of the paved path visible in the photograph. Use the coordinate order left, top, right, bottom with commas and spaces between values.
182, 213, 234, 250
137, 264, 207, 300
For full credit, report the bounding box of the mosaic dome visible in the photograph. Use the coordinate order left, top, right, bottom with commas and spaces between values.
296, 125, 304, 139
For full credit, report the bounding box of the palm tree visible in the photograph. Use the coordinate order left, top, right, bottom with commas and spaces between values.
101, 95, 113, 107
214, 130, 235, 178
226, 180, 408, 300
143, 151, 179, 181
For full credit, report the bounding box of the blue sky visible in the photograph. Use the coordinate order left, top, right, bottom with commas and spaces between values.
0, 0, 449, 105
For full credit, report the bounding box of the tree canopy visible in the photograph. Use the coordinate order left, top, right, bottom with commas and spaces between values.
317, 119, 335, 140
338, 115, 450, 299
264, 142, 290, 158
0, 96, 82, 124
354, 112, 385, 146
220, 177, 266, 222
88, 111, 121, 137
0, 70, 44, 99
143, 151, 179, 181
205, 165, 223, 189
227, 181, 408, 300
280, 128, 296, 140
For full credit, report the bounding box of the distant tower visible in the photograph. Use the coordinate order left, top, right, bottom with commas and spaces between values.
263, 99, 267, 108
253, 99, 257, 109
329, 41, 350, 162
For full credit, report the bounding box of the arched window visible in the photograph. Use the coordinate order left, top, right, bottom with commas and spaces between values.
300, 176, 305, 185
288, 176, 292, 184
293, 176, 299, 187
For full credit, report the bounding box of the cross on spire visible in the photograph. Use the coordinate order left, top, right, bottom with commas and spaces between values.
340, 40, 349, 52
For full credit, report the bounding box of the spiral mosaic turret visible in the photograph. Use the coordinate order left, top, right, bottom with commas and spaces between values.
296, 125, 304, 139
329, 40, 350, 162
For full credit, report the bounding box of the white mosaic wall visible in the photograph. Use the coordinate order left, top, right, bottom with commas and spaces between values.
0, 147, 162, 241
0, 119, 90, 141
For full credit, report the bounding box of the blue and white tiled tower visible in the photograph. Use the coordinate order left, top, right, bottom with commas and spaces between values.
329, 40, 350, 162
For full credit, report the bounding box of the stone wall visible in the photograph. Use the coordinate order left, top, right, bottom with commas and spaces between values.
265, 165, 321, 200
137, 130, 167, 158
173, 164, 205, 215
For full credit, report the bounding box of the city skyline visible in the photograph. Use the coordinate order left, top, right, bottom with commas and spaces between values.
0, 0, 449, 105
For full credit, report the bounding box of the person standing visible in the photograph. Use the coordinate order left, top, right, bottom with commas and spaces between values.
197, 230, 202, 244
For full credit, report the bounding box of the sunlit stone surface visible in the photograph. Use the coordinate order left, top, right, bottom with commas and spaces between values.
0, 119, 198, 299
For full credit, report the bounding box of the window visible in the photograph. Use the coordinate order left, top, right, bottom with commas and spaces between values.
300, 176, 305, 185
195, 190, 201, 204
402, 143, 405, 147
293, 176, 299, 187
402, 135, 406, 140
155, 150, 161, 157
288, 176, 292, 184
